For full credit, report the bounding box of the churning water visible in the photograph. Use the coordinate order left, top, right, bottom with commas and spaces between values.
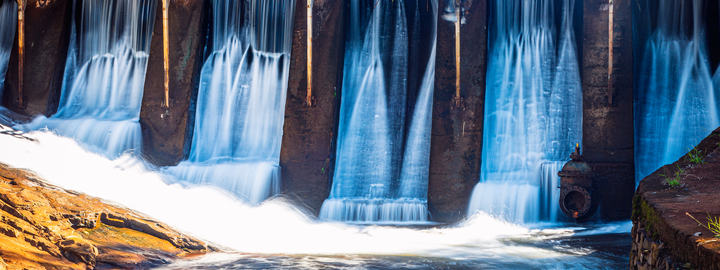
320, 0, 437, 223
634, 0, 720, 182
0, 0, 635, 267
164, 0, 295, 205
0, 127, 630, 269
19, 0, 156, 158
468, 0, 582, 224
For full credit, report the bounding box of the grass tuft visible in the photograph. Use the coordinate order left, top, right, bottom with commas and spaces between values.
659, 165, 684, 188
685, 146, 706, 164
686, 212, 720, 238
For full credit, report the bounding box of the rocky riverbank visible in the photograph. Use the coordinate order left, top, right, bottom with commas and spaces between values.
631, 128, 720, 270
0, 162, 213, 269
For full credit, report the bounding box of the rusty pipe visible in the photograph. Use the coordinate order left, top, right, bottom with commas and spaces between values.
453, 0, 462, 108
607, 0, 614, 107
162, 0, 170, 108
306, 0, 313, 107
16, 0, 25, 108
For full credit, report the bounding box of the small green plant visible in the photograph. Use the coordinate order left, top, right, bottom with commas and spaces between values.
685, 146, 705, 164
659, 164, 684, 188
686, 212, 720, 239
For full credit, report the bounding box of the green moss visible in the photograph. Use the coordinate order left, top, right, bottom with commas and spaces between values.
642, 200, 662, 238
633, 195, 661, 238
632, 194, 643, 221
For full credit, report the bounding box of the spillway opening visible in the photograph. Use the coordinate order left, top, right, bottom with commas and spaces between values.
164, 0, 296, 206
319, 0, 438, 224
16, 0, 157, 159
468, 0, 583, 224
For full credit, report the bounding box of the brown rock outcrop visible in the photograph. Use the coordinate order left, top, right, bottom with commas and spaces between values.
631, 128, 720, 270
0, 162, 212, 269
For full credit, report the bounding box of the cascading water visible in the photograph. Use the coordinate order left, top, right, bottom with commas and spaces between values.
164, 0, 295, 205
0, 0, 17, 125
634, 0, 720, 183
468, 0, 582, 224
0, 128, 633, 268
0, 0, 16, 98
319, 0, 437, 223
20, 0, 156, 158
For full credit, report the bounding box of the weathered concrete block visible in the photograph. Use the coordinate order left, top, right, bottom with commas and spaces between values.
428, 0, 487, 222
280, 0, 345, 214
2, 0, 73, 116
140, 0, 208, 166
582, 0, 635, 221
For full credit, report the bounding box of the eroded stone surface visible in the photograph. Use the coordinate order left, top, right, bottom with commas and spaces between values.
0, 163, 211, 269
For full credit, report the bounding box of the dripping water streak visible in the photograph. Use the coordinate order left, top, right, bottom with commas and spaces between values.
468, 0, 582, 224
165, 0, 296, 205
320, 0, 438, 223
0, 0, 17, 101
19, 0, 157, 159
634, 0, 719, 183
0, 0, 17, 125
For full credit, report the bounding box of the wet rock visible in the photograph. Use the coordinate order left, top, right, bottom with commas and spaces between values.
0, 163, 212, 269
100, 212, 125, 228
68, 216, 95, 229
631, 128, 720, 269
0, 223, 18, 238
25, 234, 62, 257
642, 238, 652, 250
57, 237, 98, 266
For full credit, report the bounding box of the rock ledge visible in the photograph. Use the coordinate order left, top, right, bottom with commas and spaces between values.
631, 128, 720, 270
0, 162, 213, 269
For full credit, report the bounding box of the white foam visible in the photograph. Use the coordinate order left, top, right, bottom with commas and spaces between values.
0, 129, 579, 260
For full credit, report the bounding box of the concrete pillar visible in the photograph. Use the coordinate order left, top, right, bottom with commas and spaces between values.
280, 0, 345, 214
139, 0, 207, 166
582, 0, 635, 221
428, 0, 487, 222
2, 0, 72, 116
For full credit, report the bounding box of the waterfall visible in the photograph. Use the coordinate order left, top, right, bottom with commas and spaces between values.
164, 0, 295, 205
319, 0, 437, 223
0, 0, 16, 100
468, 0, 581, 224
634, 0, 720, 183
20, 0, 156, 158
